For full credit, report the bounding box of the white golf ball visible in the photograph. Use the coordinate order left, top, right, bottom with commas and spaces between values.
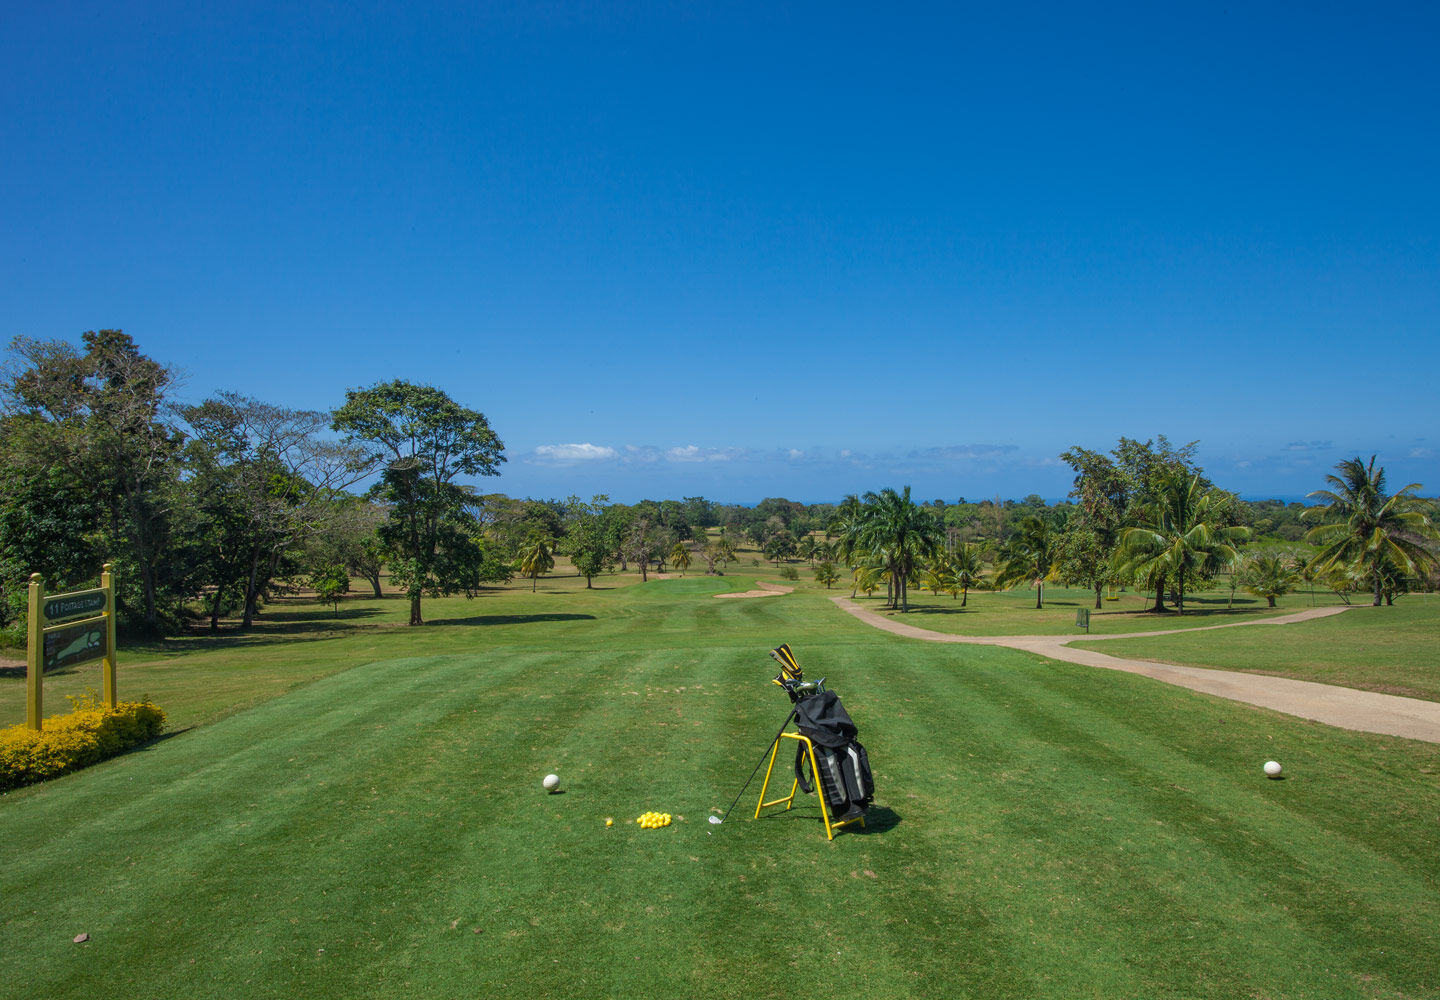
542, 773, 560, 791
1263, 761, 1283, 778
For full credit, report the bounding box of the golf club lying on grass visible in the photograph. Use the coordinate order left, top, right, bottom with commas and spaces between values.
710, 644, 822, 825
710, 706, 796, 825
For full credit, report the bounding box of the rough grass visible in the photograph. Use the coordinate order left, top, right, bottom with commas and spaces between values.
2, 576, 1438, 999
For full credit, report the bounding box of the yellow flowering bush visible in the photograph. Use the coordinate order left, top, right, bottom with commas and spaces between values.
0, 695, 166, 791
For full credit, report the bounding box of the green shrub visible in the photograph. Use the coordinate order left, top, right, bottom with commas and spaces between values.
0, 693, 166, 791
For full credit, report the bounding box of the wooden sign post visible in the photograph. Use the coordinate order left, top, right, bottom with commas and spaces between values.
25, 563, 118, 731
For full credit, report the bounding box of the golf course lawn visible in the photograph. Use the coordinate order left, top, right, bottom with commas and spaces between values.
846, 582, 1356, 637
1073, 596, 1440, 702
3, 576, 1438, 999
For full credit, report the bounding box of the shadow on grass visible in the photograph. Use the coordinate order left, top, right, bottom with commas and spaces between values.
753, 803, 901, 836
859, 805, 901, 834
427, 613, 596, 627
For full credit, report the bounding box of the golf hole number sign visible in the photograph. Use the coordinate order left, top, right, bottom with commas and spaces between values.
25, 564, 119, 730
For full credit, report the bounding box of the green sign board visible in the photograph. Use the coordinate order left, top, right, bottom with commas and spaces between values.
1075, 608, 1091, 629
43, 620, 108, 672
43, 589, 107, 624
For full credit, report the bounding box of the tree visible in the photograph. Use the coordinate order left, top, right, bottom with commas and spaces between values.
1119, 472, 1250, 614
515, 532, 555, 592
563, 495, 614, 589
3, 331, 187, 632
623, 518, 661, 582
1238, 551, 1298, 608
853, 564, 884, 598
309, 564, 349, 611
841, 487, 943, 612
995, 515, 1060, 608
670, 541, 692, 576
306, 497, 389, 599
332, 381, 506, 625
1056, 517, 1111, 609
947, 542, 985, 606
185, 393, 371, 627
814, 560, 840, 589
1303, 456, 1440, 607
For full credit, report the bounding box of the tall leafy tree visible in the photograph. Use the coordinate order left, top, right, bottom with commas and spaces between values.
2, 331, 186, 632
1302, 456, 1439, 606
562, 495, 614, 589
332, 381, 505, 625
186, 393, 370, 627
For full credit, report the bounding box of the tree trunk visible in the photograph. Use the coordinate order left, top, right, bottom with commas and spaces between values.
409, 593, 423, 625
242, 549, 261, 628
961, 587, 968, 607
1152, 580, 1166, 613
1267, 596, 1277, 608
1373, 572, 1383, 606
1093, 584, 1102, 610
1035, 581, 1042, 609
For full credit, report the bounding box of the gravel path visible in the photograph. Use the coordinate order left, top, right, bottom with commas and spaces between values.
831, 597, 1440, 744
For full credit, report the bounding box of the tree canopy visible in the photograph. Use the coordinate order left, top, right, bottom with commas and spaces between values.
332, 380, 506, 625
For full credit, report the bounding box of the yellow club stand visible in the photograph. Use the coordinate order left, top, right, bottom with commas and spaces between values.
755, 731, 865, 841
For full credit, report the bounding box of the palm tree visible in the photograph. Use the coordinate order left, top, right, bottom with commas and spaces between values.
797, 534, 819, 565
1239, 551, 1299, 608
853, 564, 884, 598
843, 487, 943, 612
515, 533, 554, 592
813, 560, 840, 589
922, 564, 953, 601
947, 542, 984, 606
670, 541, 692, 576
994, 515, 1061, 608
1119, 472, 1249, 614
1303, 455, 1439, 607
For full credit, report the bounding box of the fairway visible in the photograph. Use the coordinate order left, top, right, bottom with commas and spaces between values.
3, 578, 1439, 999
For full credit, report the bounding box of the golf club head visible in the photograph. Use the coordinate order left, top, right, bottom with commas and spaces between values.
708, 815, 723, 825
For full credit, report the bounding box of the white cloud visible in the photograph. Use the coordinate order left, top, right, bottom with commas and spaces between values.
667, 445, 741, 463
1410, 447, 1434, 459
532, 443, 618, 462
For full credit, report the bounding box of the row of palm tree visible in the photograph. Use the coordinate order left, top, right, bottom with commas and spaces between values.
823, 458, 1437, 613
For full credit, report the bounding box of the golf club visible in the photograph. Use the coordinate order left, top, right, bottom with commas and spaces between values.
710, 707, 796, 825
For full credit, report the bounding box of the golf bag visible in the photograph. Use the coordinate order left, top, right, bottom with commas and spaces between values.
792, 689, 874, 820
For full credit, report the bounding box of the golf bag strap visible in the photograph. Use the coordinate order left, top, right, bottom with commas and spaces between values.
794, 741, 815, 795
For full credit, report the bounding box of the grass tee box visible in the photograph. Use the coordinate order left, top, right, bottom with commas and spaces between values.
1, 578, 1438, 999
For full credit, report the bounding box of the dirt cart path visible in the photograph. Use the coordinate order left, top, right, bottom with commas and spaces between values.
831, 597, 1440, 744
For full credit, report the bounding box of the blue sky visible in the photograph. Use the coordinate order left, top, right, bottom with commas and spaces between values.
4, 2, 1437, 503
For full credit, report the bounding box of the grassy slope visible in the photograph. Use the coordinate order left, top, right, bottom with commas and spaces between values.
2, 576, 1439, 999
1074, 596, 1440, 702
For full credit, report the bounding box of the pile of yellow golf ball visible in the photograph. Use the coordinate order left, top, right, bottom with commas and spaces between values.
636, 810, 672, 829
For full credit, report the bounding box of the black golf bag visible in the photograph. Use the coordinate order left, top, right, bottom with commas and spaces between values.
792, 689, 874, 820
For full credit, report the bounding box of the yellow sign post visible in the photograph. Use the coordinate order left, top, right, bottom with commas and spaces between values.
25, 563, 118, 731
